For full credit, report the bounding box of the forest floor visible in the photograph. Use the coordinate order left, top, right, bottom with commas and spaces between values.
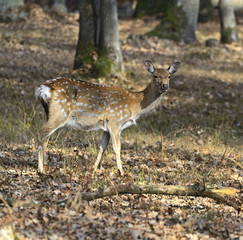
0, 5, 242, 240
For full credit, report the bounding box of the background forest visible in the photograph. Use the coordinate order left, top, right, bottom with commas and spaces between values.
0, 0, 242, 239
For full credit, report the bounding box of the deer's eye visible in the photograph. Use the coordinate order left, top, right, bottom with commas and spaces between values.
154, 75, 158, 79
168, 76, 171, 79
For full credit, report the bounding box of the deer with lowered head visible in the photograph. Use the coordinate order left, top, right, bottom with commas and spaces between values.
35, 60, 181, 175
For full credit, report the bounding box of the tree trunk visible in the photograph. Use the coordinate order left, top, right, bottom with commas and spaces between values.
73, 0, 95, 70
198, 0, 214, 23
95, 0, 123, 76
212, 0, 243, 10
74, 0, 123, 77
117, 0, 137, 17
147, 0, 199, 43
133, 0, 164, 18
219, 0, 239, 43
177, 0, 200, 42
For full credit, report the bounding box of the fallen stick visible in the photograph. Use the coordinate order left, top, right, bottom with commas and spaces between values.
1, 184, 240, 212
62, 183, 241, 212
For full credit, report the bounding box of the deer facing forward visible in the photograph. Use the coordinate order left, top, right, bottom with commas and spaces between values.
35, 60, 180, 175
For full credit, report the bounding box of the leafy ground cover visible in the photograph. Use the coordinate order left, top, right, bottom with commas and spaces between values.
0, 6, 242, 239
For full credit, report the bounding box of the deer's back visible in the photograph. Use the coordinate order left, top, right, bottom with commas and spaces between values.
41, 78, 140, 131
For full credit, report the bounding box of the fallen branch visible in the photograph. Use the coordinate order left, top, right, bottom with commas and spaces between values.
1, 184, 240, 212
61, 183, 241, 212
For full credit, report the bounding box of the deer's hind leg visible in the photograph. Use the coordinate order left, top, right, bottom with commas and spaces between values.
37, 118, 67, 173
94, 131, 110, 171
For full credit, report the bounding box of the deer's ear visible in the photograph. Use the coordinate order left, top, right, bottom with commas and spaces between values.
168, 62, 181, 74
145, 60, 155, 74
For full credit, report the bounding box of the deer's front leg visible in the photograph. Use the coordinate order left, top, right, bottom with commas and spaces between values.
109, 127, 123, 176
94, 131, 110, 171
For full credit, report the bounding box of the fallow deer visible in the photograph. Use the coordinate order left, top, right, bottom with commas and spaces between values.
35, 60, 180, 175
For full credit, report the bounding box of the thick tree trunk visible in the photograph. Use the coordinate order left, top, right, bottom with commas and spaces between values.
219, 0, 239, 43
198, 0, 214, 23
133, 0, 163, 18
96, 0, 123, 75
117, 0, 137, 17
73, 0, 95, 70
212, 0, 243, 10
177, 0, 200, 42
147, 0, 199, 43
74, 0, 123, 77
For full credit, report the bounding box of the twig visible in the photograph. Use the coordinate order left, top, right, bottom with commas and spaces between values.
160, 129, 164, 160
0, 194, 13, 215
228, 158, 243, 169
203, 145, 227, 187
104, 171, 118, 197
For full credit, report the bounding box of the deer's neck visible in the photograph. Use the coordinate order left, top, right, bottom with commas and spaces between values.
140, 82, 162, 110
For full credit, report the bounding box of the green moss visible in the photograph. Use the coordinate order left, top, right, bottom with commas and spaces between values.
73, 43, 95, 70
92, 56, 114, 78
74, 46, 123, 78
221, 27, 239, 43
73, 54, 93, 70
93, 46, 123, 78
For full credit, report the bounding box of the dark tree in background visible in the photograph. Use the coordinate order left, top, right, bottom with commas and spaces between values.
74, 0, 123, 78
198, 0, 214, 23
219, 0, 239, 43
24, 0, 55, 7
178, 0, 200, 43
73, 0, 94, 70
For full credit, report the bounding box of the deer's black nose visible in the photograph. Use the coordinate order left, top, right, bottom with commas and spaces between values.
162, 84, 168, 91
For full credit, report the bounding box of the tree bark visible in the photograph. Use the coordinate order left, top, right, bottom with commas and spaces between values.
97, 0, 124, 74
74, 0, 123, 77
212, 0, 243, 10
147, 0, 199, 43
198, 0, 214, 23
219, 0, 239, 43
133, 0, 164, 18
73, 0, 95, 70
177, 0, 200, 42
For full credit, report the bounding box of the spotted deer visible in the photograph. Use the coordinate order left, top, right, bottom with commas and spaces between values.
35, 60, 180, 175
